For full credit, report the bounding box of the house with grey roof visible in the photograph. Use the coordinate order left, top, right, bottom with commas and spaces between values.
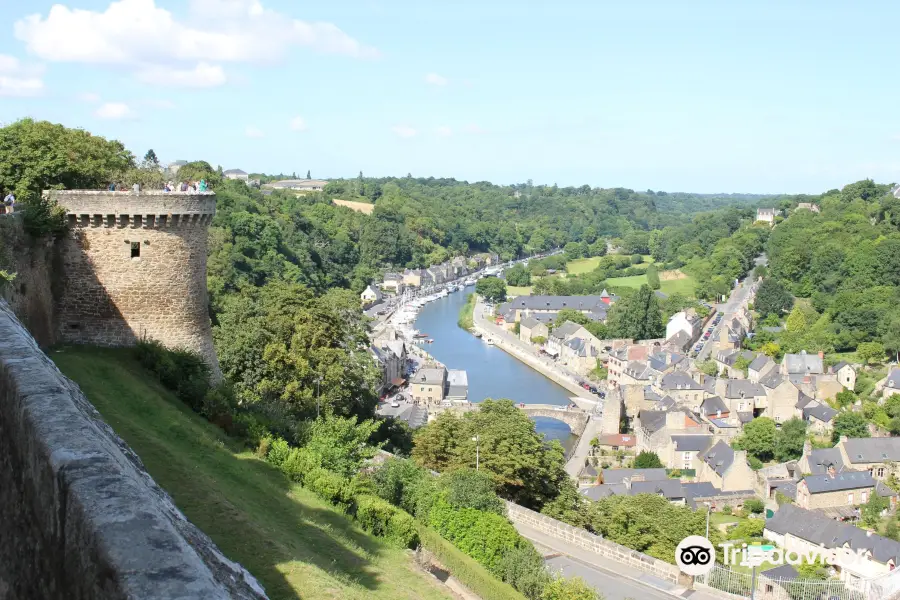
748, 354, 777, 382
759, 369, 801, 424
361, 284, 383, 306
699, 396, 729, 420
723, 379, 767, 416
782, 351, 824, 377
664, 329, 693, 353
756, 207, 777, 224
797, 444, 846, 476
519, 316, 549, 344
498, 295, 614, 324
601, 467, 668, 485
445, 370, 468, 404
884, 368, 900, 400
381, 272, 405, 293
796, 395, 837, 433
666, 435, 713, 470
409, 367, 447, 404
562, 335, 601, 373
796, 470, 876, 511
831, 361, 856, 390
836, 437, 900, 481
546, 321, 589, 358
697, 440, 755, 492
714, 349, 757, 379
765, 504, 900, 583
223, 168, 249, 181
657, 371, 705, 405
376, 401, 429, 429
636, 408, 704, 454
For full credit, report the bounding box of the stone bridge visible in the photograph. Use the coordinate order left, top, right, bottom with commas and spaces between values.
516, 404, 590, 436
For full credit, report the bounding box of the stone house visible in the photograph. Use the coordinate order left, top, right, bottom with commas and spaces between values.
381, 272, 404, 294
656, 371, 705, 406
759, 370, 801, 424
723, 379, 767, 416
409, 367, 446, 404
519, 316, 549, 343
449, 256, 468, 278
883, 369, 900, 400
498, 295, 613, 324
795, 471, 876, 509
635, 409, 703, 454
370, 340, 407, 395
831, 361, 856, 391
426, 265, 448, 285
696, 440, 755, 492
666, 434, 713, 470
756, 208, 777, 224
796, 394, 837, 434
836, 437, 900, 480
748, 354, 777, 383
594, 433, 636, 453
714, 349, 757, 379
765, 504, 900, 588
665, 309, 702, 344
360, 284, 383, 306
698, 396, 730, 420
402, 269, 424, 288
223, 168, 249, 181
546, 321, 588, 358
561, 335, 601, 373
607, 345, 650, 387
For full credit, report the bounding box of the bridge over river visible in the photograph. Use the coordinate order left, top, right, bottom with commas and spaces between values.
514, 404, 590, 436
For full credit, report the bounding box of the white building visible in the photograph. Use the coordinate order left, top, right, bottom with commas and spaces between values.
756, 208, 777, 224
360, 285, 383, 305
223, 169, 249, 181
665, 308, 702, 342
270, 179, 328, 192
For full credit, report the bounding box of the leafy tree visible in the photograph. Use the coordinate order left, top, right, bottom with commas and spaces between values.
606, 285, 664, 340
733, 355, 752, 377
646, 263, 660, 290
737, 417, 777, 462
305, 415, 382, 478
412, 399, 568, 508
143, 149, 159, 167
540, 576, 599, 600
440, 468, 504, 514
306, 169, 311, 179
505, 263, 532, 286
857, 341, 885, 365
633, 451, 663, 469
744, 498, 764, 514
698, 361, 719, 377
630, 253, 642, 265
754, 278, 793, 319
176, 160, 221, 186
564, 242, 585, 260
476, 277, 508, 303
831, 411, 870, 443
861, 492, 888, 527
774, 417, 807, 462
882, 315, 900, 362
541, 479, 589, 528
835, 390, 857, 408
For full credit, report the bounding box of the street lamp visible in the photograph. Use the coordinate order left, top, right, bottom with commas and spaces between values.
705, 502, 711, 539
472, 435, 480, 470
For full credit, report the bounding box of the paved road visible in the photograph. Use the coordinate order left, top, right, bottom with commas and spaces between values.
515, 520, 723, 600
696, 275, 756, 362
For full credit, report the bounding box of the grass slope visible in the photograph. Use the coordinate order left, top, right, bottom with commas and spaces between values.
606, 271, 696, 297
52, 347, 451, 600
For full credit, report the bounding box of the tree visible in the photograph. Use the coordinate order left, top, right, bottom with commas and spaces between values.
831, 411, 870, 444
633, 451, 663, 469
304, 415, 382, 478
733, 355, 752, 377
540, 576, 599, 600
861, 492, 888, 528
564, 242, 584, 261
754, 278, 793, 319
835, 390, 857, 408
143, 149, 159, 168
774, 417, 807, 462
412, 399, 568, 508
176, 160, 221, 186
882, 315, 900, 362
857, 341, 885, 365
744, 498, 764, 514
505, 263, 532, 286
476, 277, 508, 303
606, 285, 664, 340
738, 417, 777, 462
698, 360, 719, 377
306, 169, 311, 179
646, 263, 660, 290
439, 468, 504, 514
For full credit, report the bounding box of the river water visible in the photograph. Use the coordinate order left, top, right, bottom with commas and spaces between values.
413, 289, 578, 452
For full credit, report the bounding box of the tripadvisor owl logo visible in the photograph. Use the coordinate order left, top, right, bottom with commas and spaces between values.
675, 536, 716, 576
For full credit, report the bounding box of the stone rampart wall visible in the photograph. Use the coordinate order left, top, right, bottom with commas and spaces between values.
0, 300, 265, 599
504, 501, 682, 585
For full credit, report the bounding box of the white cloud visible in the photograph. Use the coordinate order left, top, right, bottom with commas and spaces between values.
14, 0, 379, 88
77, 91, 100, 102
424, 73, 448, 86
245, 126, 264, 138
465, 124, 485, 134
436, 126, 453, 137
136, 63, 227, 88
392, 125, 417, 138
891, 133, 900, 142
0, 54, 44, 97
289, 116, 307, 131
94, 102, 134, 119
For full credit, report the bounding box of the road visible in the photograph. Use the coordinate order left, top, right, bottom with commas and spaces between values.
514, 520, 723, 600
696, 273, 757, 362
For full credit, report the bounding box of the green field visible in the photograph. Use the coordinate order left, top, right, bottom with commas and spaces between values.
506, 285, 533, 297
605, 271, 696, 297
565, 256, 603, 274
52, 347, 451, 600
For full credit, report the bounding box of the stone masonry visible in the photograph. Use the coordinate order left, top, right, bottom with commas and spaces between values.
48, 190, 221, 380
505, 500, 684, 585
0, 300, 266, 599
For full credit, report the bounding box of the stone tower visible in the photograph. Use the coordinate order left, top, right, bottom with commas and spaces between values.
49, 190, 222, 380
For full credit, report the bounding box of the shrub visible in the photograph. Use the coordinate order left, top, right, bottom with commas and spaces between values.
417, 526, 526, 600
497, 545, 550, 599
134, 339, 211, 411
306, 467, 349, 505
440, 468, 505, 515
386, 511, 419, 548
266, 437, 291, 468
722, 505, 732, 515
281, 447, 322, 483
256, 435, 272, 459
356, 494, 398, 538
744, 499, 764, 514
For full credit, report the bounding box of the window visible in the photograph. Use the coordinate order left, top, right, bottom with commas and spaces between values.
862, 491, 868, 503
130, 241, 140, 258
877, 467, 885, 478
848, 493, 854, 505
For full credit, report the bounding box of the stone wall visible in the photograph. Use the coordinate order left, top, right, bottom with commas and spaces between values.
504, 501, 683, 585
0, 300, 265, 599
49, 190, 221, 380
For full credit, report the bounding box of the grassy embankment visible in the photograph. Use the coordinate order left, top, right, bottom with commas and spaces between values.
457, 292, 476, 330
52, 347, 452, 600
605, 270, 697, 296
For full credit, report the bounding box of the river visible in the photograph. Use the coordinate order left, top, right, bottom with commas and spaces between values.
413, 289, 579, 452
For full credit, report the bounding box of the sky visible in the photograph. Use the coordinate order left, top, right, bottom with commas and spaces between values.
1, 0, 899, 194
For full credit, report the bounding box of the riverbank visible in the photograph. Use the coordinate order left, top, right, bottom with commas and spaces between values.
457, 293, 475, 330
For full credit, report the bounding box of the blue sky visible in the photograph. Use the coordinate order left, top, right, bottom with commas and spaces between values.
1, 0, 898, 193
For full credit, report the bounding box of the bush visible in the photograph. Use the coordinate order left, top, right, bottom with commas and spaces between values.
386, 511, 419, 548
306, 467, 349, 505
266, 437, 291, 468
356, 494, 399, 537
744, 499, 764, 514
722, 505, 732, 515
281, 447, 322, 483
441, 468, 505, 515
497, 545, 550, 600
134, 339, 211, 411
417, 526, 526, 600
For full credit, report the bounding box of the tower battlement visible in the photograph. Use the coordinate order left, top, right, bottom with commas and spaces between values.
49, 190, 222, 380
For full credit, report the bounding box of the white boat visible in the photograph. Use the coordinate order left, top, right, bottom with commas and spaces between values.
485, 338, 495, 346
464, 278, 476, 286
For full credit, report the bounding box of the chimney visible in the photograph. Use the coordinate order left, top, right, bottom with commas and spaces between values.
818, 351, 824, 359
827, 465, 836, 478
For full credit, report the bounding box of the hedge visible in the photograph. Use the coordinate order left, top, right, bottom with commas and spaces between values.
418, 525, 526, 600
355, 494, 418, 548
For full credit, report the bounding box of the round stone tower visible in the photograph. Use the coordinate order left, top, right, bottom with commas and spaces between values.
49, 190, 222, 381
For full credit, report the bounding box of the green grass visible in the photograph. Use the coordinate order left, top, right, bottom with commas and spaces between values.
506, 285, 532, 296
51, 347, 452, 600
605, 271, 697, 297
565, 256, 603, 274
458, 292, 476, 329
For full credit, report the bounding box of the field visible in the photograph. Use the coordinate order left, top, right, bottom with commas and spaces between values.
506, 285, 533, 297
605, 270, 696, 297
564, 256, 603, 274
332, 199, 375, 214
52, 347, 451, 600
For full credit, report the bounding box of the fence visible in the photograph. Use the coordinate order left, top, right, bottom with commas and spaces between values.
696, 564, 900, 600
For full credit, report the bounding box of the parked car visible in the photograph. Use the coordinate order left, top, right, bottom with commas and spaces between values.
694, 343, 703, 352
597, 391, 606, 398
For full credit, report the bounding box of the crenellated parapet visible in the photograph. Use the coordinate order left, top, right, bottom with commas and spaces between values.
46, 190, 216, 229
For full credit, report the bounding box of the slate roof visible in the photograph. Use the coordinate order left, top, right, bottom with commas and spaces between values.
644, 386, 663, 402
551, 321, 583, 340
832, 361, 850, 373
749, 354, 774, 373
660, 371, 702, 391
877, 481, 899, 498
759, 369, 787, 389
565, 336, 598, 358
520, 316, 542, 329
376, 403, 429, 429
766, 504, 900, 565
700, 440, 735, 477
802, 401, 838, 423
630, 479, 685, 500
666, 330, 692, 350
769, 479, 797, 500
806, 448, 846, 475
803, 471, 875, 494
624, 361, 652, 380
724, 379, 766, 399
843, 437, 900, 464
601, 468, 668, 484
718, 349, 756, 367
737, 411, 754, 423
761, 565, 798, 581
446, 370, 468, 398
699, 396, 729, 417
671, 435, 713, 452
506, 295, 609, 312
411, 367, 445, 386
887, 369, 900, 390
579, 484, 626, 500
784, 352, 824, 375
637, 410, 667, 433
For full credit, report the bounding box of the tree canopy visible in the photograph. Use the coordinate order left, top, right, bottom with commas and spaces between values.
606, 285, 664, 340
